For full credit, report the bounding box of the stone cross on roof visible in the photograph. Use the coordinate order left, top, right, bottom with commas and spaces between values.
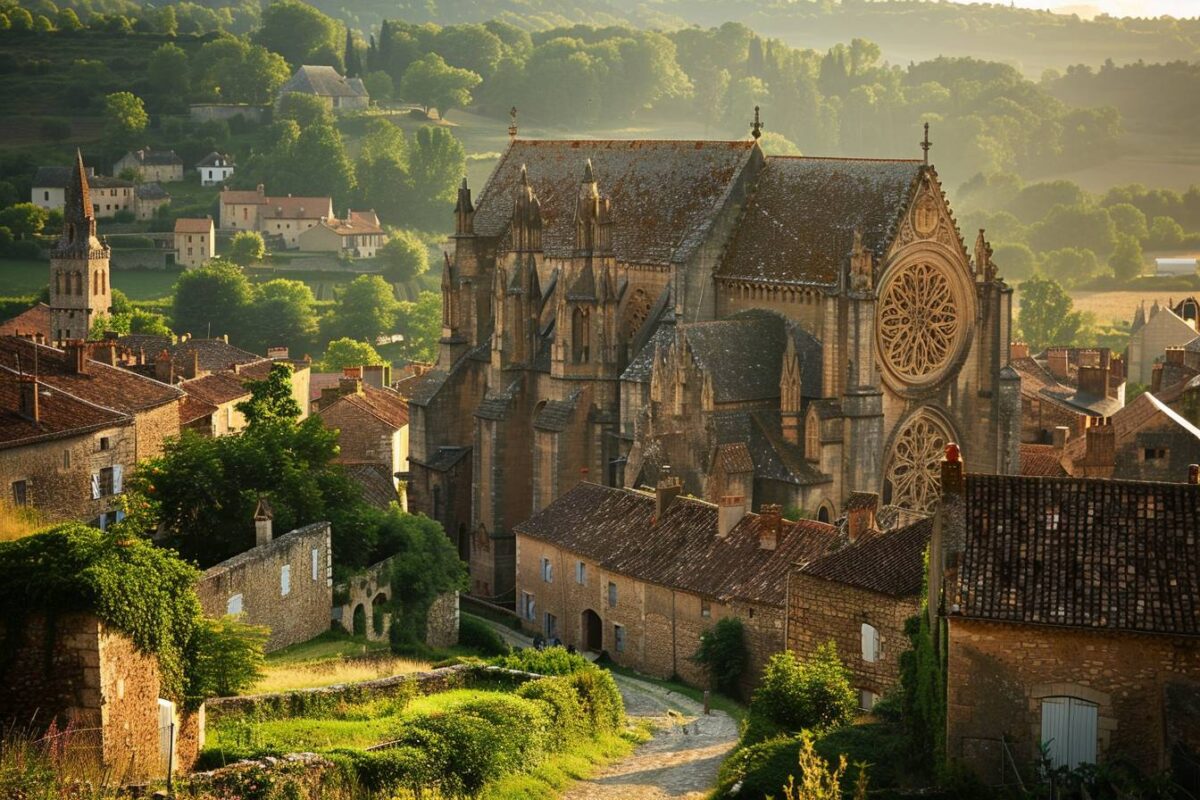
751, 106, 763, 140
921, 122, 932, 165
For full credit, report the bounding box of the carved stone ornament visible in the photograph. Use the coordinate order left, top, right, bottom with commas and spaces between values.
876, 260, 963, 386
886, 412, 953, 512
913, 191, 940, 237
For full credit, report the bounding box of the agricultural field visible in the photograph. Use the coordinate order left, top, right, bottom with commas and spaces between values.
0, 260, 183, 299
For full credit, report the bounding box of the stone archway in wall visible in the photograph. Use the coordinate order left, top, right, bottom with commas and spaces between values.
882, 409, 958, 513
582, 609, 603, 652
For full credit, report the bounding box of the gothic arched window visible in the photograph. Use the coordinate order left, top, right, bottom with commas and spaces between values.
805, 411, 820, 462
572, 307, 590, 363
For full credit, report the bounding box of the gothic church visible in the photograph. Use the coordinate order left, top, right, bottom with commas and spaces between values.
406, 126, 1019, 600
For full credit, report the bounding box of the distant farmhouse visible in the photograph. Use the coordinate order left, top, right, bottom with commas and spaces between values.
113, 147, 184, 183
278, 65, 369, 112
298, 209, 386, 257
218, 185, 385, 254
32, 165, 167, 220
196, 151, 235, 186
174, 217, 215, 269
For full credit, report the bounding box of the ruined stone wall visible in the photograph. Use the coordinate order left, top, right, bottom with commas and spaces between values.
196, 522, 332, 651
425, 591, 460, 649
787, 571, 920, 699
947, 617, 1200, 782
0, 422, 134, 524
97, 623, 164, 780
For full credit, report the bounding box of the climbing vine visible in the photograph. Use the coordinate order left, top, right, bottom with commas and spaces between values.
0, 523, 209, 707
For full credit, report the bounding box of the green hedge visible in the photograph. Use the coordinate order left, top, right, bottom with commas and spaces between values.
492, 645, 592, 676
459, 614, 510, 656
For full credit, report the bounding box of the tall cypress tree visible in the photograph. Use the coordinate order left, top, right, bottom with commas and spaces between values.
344, 28, 361, 77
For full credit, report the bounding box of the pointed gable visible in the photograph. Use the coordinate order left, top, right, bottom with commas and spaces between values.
718, 156, 924, 286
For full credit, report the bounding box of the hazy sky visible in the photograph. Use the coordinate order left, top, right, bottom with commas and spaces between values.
958, 0, 1198, 17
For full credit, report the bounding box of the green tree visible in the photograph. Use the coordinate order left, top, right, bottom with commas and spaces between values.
692, 617, 749, 698
1028, 204, 1116, 257
228, 230, 266, 266
378, 229, 428, 283
363, 70, 393, 102
0, 203, 48, 239
379, 509, 469, 646
1109, 234, 1144, 283
319, 337, 384, 372
255, 0, 341, 69
1018, 275, 1088, 350
750, 643, 857, 733
56, 8, 82, 31
434, 23, 505, 79
404, 126, 466, 226
398, 53, 481, 112
1008, 180, 1087, 224
103, 91, 149, 148
757, 131, 802, 156
395, 291, 441, 364
276, 91, 333, 128
33, 14, 54, 32
248, 279, 318, 355
171, 258, 253, 341
8, 8, 33, 31
1148, 215, 1185, 249
147, 43, 190, 102
290, 122, 355, 204
1039, 248, 1101, 285
154, 5, 177, 36
1107, 203, 1148, 241
236, 361, 302, 426
187, 615, 267, 697
322, 274, 397, 344
993, 243, 1036, 282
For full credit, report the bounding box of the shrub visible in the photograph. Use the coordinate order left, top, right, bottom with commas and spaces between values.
739, 710, 785, 748
750, 643, 857, 733
460, 614, 509, 656
188, 615, 269, 698
692, 616, 749, 698
109, 235, 155, 249
330, 746, 434, 795
516, 676, 589, 749
566, 667, 624, 734
398, 708, 514, 795
494, 646, 590, 676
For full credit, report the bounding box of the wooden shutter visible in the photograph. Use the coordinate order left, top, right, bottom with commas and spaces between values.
1041, 697, 1098, 769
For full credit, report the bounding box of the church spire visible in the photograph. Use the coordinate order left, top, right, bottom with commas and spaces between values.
920, 122, 932, 165
751, 106, 763, 141
54, 149, 102, 259
574, 159, 612, 255
512, 165, 542, 252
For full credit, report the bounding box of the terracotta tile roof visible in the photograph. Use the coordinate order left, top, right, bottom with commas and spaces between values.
165, 339, 265, 373
800, 517, 932, 597
472, 140, 758, 266
516, 482, 839, 606
955, 473, 1200, 636
1062, 392, 1200, 463
330, 385, 409, 430
221, 188, 267, 205
0, 368, 132, 449
342, 462, 398, 508
174, 218, 213, 234
1019, 443, 1068, 477
715, 442, 754, 474
260, 196, 333, 220
718, 157, 924, 286
845, 491, 880, 511
180, 372, 249, 407
0, 303, 50, 339
0, 337, 181, 414
179, 395, 218, 425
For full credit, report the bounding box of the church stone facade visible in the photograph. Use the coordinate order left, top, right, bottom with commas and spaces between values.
406, 135, 1019, 601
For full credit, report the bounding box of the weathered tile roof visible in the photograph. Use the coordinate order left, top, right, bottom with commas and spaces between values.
0, 337, 181, 414
800, 517, 931, 597
475, 379, 520, 421
124, 147, 183, 166
33, 165, 78, 188
0, 367, 132, 449
196, 152, 234, 168
261, 196, 333, 220
179, 395, 218, 425
714, 442, 754, 474
472, 140, 758, 266
718, 156, 923, 286
342, 462, 398, 509
90, 176, 134, 189
533, 390, 580, 433
165, 339, 265, 373
280, 65, 369, 98
516, 482, 838, 606
747, 409, 829, 487
955, 473, 1200, 636
620, 322, 674, 384
411, 445, 471, 473
1019, 443, 1068, 477
0, 303, 50, 339
174, 218, 214, 234
221, 187, 267, 206
327, 385, 409, 430
180, 372, 249, 407
135, 182, 170, 200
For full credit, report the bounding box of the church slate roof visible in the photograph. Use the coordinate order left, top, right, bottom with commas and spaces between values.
621, 322, 675, 384
800, 517, 932, 598
475, 379, 521, 421
515, 482, 838, 606
471, 140, 758, 266
718, 156, 923, 286
533, 390, 581, 433
955, 473, 1200, 636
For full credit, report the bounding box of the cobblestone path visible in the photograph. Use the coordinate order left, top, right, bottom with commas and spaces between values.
562, 674, 739, 800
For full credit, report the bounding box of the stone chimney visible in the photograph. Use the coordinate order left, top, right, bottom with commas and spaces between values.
941, 442, 964, 496
758, 503, 781, 551
17, 376, 39, 424
1010, 342, 1029, 360
254, 497, 274, 547
1077, 364, 1109, 398
318, 387, 341, 410
362, 364, 391, 389
717, 495, 746, 538
91, 342, 117, 366
1051, 426, 1070, 450
155, 349, 174, 384
1078, 418, 1116, 477
655, 471, 683, 519
1046, 348, 1069, 380
338, 377, 364, 397
845, 492, 879, 544
65, 340, 88, 374
180, 350, 202, 380
1166, 347, 1185, 366
1190, 464, 1199, 485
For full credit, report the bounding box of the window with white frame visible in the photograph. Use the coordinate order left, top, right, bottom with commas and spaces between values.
544, 612, 557, 639
541, 557, 553, 583
1041, 697, 1098, 770
226, 594, 243, 615
861, 622, 880, 663
575, 561, 586, 585
280, 564, 291, 596
312, 548, 320, 580
701, 599, 711, 618
521, 591, 535, 621
613, 623, 625, 652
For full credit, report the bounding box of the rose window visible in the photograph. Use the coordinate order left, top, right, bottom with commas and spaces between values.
877, 262, 962, 386
886, 414, 952, 513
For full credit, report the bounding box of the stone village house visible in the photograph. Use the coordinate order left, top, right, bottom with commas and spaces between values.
196, 152, 235, 187
406, 131, 1019, 603
1125, 300, 1197, 387
278, 65, 370, 112
217, 184, 335, 249
174, 217, 215, 269
930, 449, 1200, 783
113, 148, 184, 184
315, 376, 409, 504
513, 479, 838, 693
298, 210, 388, 258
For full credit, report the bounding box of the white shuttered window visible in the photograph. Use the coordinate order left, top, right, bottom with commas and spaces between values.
1041, 697, 1098, 769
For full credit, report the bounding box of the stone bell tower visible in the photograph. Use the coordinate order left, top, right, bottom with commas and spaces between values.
49, 150, 110, 344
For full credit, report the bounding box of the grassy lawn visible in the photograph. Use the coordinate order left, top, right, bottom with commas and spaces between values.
252, 629, 427, 694
266, 629, 392, 664
481, 728, 648, 800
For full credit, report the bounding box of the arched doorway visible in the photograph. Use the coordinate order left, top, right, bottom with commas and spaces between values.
352, 603, 366, 636
581, 609, 602, 652
372, 592, 389, 637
